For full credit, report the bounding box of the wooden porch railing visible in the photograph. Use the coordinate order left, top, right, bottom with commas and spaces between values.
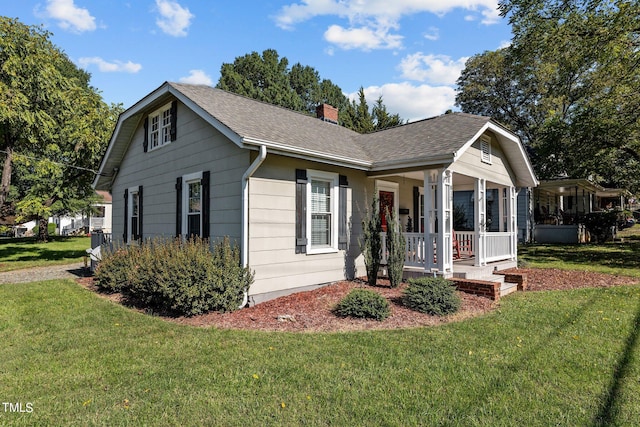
380, 231, 511, 268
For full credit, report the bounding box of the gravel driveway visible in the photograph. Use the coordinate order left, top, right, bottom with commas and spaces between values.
0, 262, 89, 284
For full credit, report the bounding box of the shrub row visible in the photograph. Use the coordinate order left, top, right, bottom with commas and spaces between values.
334, 276, 461, 321
95, 237, 253, 316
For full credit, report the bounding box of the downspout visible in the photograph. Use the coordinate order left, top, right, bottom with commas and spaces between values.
240, 145, 267, 307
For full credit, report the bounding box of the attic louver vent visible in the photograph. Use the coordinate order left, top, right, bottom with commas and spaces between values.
480, 137, 491, 164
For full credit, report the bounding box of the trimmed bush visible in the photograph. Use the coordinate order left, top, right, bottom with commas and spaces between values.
94, 245, 139, 293
333, 288, 390, 321
403, 276, 461, 316
94, 237, 253, 316
385, 207, 405, 288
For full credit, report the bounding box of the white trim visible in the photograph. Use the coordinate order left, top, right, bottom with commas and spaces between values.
306, 170, 339, 255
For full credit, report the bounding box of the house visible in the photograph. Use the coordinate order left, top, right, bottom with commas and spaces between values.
527, 178, 632, 244
12, 191, 112, 237
93, 82, 538, 305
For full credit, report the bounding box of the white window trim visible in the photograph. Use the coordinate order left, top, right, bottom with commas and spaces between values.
148, 103, 172, 151
127, 186, 139, 244
182, 171, 203, 237
480, 136, 492, 164
306, 170, 339, 254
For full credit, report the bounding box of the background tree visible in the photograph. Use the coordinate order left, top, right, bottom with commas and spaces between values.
217, 49, 403, 133
456, 0, 640, 192
0, 17, 120, 241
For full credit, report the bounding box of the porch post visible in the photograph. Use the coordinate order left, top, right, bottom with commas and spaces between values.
509, 186, 517, 261
436, 169, 453, 273
423, 170, 435, 271
474, 178, 486, 266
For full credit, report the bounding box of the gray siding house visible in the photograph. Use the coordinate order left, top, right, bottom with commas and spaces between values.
94, 82, 538, 304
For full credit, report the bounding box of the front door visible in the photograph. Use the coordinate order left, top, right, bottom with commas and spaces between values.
379, 190, 394, 232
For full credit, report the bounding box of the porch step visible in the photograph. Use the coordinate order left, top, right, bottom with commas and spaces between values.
453, 272, 520, 298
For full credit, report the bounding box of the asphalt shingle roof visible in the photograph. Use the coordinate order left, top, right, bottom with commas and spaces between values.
169, 83, 494, 167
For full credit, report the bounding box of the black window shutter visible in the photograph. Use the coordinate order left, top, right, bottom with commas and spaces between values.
201, 171, 210, 239
295, 169, 308, 254
143, 117, 149, 152
175, 177, 182, 238
338, 175, 349, 250
123, 188, 129, 243
413, 186, 420, 232
137, 185, 143, 241
170, 100, 177, 141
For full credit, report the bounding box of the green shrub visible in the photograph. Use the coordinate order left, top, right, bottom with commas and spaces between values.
333, 288, 390, 321
360, 195, 382, 286
94, 237, 253, 316
403, 276, 461, 316
94, 245, 139, 293
385, 207, 405, 288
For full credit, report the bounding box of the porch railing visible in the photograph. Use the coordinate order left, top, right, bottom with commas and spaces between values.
485, 232, 514, 263
380, 231, 513, 268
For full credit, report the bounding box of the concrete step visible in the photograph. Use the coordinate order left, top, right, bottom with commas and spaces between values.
500, 281, 519, 297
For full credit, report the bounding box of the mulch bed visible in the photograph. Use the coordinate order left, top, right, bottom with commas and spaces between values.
76, 268, 640, 333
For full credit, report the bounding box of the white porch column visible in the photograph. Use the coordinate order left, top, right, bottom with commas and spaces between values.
437, 169, 453, 273
474, 178, 486, 266
423, 170, 436, 271
509, 186, 517, 261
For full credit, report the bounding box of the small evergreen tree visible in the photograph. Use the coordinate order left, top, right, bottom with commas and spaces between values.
385, 207, 405, 288
360, 195, 382, 286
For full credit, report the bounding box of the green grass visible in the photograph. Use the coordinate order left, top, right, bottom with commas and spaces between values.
0, 236, 91, 272
519, 224, 640, 277
1, 279, 639, 426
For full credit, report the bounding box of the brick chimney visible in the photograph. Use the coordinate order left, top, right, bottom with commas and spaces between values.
316, 104, 338, 124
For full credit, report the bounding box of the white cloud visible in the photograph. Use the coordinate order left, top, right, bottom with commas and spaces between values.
398, 53, 468, 85
44, 0, 96, 33
274, 0, 501, 50
155, 0, 194, 37
179, 70, 213, 86
349, 82, 457, 122
78, 57, 142, 73
424, 26, 439, 41
324, 24, 403, 50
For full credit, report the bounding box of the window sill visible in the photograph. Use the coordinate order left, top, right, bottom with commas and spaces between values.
307, 246, 339, 255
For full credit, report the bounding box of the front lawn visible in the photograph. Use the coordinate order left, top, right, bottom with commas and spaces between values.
0, 236, 91, 272
1, 279, 639, 426
519, 224, 640, 277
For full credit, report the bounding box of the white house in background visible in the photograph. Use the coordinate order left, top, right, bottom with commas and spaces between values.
14, 191, 112, 237
93, 82, 538, 305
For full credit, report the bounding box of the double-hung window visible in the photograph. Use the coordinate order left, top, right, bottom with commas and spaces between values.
144, 101, 177, 153
125, 186, 142, 243
177, 171, 210, 239
148, 104, 173, 150
307, 170, 339, 254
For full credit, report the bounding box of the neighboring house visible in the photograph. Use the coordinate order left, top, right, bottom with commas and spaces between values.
93, 82, 538, 304
13, 191, 113, 237
522, 178, 633, 244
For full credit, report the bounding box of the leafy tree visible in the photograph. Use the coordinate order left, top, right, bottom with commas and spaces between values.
0, 17, 120, 241
217, 49, 403, 132
456, 0, 640, 192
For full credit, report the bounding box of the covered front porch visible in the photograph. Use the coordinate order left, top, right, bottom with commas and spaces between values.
376, 167, 519, 280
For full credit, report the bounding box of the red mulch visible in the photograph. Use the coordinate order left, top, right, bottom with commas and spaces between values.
76, 268, 640, 333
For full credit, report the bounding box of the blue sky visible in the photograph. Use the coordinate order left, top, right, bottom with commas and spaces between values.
4, 0, 512, 122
